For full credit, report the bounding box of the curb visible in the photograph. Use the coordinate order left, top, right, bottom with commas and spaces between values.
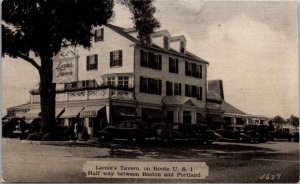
20, 140, 98, 146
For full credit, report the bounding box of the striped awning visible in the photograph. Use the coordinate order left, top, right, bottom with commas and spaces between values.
60, 106, 84, 118
24, 108, 41, 119
79, 106, 104, 118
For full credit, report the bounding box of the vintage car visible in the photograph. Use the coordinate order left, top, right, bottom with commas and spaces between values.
268, 128, 294, 142
243, 125, 272, 143
215, 127, 253, 143
177, 124, 216, 144
98, 121, 157, 144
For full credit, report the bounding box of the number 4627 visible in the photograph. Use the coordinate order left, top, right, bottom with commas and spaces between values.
259, 173, 281, 181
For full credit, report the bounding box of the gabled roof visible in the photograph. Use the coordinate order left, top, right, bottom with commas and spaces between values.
163, 96, 197, 106
7, 103, 31, 111
106, 24, 208, 64
221, 101, 247, 115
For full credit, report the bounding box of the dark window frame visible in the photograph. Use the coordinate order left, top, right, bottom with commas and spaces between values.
110, 50, 123, 67
86, 54, 98, 71
94, 28, 104, 42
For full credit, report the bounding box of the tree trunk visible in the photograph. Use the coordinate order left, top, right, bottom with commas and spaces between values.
39, 56, 57, 135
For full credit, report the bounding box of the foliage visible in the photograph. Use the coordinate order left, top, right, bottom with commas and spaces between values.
271, 115, 286, 128
121, 0, 160, 43
286, 114, 299, 127
2, 0, 160, 135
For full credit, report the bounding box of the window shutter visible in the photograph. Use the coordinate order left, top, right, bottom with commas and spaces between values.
176, 59, 179, 73
185, 84, 188, 96
101, 28, 104, 41
159, 55, 162, 70
140, 50, 144, 66
200, 87, 203, 101
192, 63, 196, 77
95, 54, 98, 70
200, 65, 202, 79
86, 56, 90, 70
169, 58, 172, 72
179, 83, 182, 96
185, 61, 188, 75
140, 76, 144, 93
159, 80, 162, 95
110, 51, 113, 67
119, 50, 123, 66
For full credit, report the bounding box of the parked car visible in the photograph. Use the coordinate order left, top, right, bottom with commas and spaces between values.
177, 124, 216, 144
244, 125, 271, 143
98, 121, 157, 144
216, 127, 253, 143
269, 128, 293, 142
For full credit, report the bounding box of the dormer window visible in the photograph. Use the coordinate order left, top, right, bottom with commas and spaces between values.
163, 36, 169, 49
180, 41, 185, 53
95, 28, 104, 42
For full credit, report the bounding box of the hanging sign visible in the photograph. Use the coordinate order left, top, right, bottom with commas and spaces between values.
52, 50, 78, 84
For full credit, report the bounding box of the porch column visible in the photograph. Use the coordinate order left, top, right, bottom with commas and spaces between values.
106, 104, 110, 125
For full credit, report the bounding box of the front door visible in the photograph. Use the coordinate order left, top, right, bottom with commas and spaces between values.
183, 111, 192, 124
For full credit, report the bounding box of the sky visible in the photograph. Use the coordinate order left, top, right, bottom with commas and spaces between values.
2, 0, 299, 119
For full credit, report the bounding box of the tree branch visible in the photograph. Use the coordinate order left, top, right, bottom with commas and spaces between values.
16, 53, 41, 71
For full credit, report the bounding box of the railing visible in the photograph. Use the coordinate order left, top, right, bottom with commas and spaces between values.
31, 87, 134, 103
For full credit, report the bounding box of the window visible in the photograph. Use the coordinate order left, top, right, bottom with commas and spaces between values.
140, 50, 162, 70
169, 57, 178, 73
185, 61, 202, 78
186, 85, 202, 100
185, 84, 192, 97
166, 81, 173, 96
106, 77, 115, 86
94, 28, 104, 42
110, 50, 122, 67
174, 83, 181, 96
140, 76, 161, 95
185, 61, 192, 76
118, 76, 129, 88
180, 41, 185, 53
140, 76, 148, 93
86, 54, 98, 71
196, 65, 202, 78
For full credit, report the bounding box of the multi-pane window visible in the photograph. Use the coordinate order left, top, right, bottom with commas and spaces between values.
174, 83, 182, 95
167, 81, 181, 96
94, 28, 104, 42
140, 76, 161, 95
169, 57, 179, 73
64, 80, 97, 90
140, 50, 162, 70
106, 77, 115, 86
110, 50, 122, 67
86, 54, 98, 71
185, 61, 202, 78
118, 76, 129, 88
196, 65, 202, 78
185, 84, 202, 100
180, 41, 185, 53
185, 84, 192, 97
166, 81, 173, 96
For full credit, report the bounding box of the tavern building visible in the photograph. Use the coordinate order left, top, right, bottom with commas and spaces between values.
6, 24, 210, 137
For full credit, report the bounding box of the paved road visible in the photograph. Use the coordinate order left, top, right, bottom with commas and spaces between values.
2, 139, 299, 183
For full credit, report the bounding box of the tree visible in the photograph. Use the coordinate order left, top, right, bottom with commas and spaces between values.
2, 0, 160, 139
271, 115, 286, 129
287, 114, 299, 127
